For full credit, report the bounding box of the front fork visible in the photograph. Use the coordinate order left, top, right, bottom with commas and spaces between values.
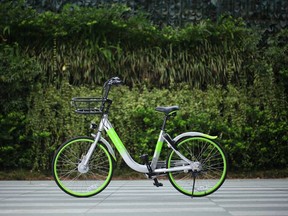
78, 115, 109, 173
78, 131, 101, 174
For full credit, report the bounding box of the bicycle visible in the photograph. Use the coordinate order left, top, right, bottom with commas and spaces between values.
52, 77, 228, 198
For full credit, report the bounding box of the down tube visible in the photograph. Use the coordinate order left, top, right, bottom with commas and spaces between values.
107, 128, 148, 173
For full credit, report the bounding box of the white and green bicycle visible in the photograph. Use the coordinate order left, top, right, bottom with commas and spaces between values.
52, 77, 227, 198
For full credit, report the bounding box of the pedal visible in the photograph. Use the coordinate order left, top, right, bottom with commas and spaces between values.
140, 154, 153, 173
153, 178, 163, 187
141, 154, 163, 187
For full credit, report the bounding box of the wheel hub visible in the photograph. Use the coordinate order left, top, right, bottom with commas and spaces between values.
190, 161, 202, 172
78, 162, 89, 173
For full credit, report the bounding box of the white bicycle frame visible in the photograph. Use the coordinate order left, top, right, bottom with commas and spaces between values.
81, 114, 217, 174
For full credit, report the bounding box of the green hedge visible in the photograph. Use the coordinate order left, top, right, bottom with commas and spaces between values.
0, 2, 287, 174
23, 80, 287, 171
0, 43, 42, 169
1, 54, 287, 172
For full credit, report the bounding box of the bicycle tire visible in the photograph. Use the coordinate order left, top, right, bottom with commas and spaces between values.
52, 137, 114, 197
166, 136, 227, 197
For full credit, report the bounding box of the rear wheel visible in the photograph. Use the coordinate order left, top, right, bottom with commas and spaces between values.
52, 137, 114, 197
167, 136, 227, 197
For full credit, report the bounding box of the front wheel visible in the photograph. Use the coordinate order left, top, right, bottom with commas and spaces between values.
52, 137, 114, 197
167, 136, 227, 197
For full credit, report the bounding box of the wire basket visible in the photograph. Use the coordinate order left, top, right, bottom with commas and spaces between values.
71, 97, 105, 114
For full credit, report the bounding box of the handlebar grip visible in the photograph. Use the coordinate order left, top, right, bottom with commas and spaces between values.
109, 77, 123, 86
114, 80, 123, 86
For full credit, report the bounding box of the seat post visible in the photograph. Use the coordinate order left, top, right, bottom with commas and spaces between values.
161, 115, 169, 131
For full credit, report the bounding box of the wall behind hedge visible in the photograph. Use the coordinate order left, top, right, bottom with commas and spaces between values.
3, 0, 287, 32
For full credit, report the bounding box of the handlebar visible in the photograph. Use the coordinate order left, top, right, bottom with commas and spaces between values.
102, 77, 123, 100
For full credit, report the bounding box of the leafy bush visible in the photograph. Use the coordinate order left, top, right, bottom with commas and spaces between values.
265, 29, 288, 94
23, 81, 287, 171
0, 2, 287, 175
0, 43, 42, 169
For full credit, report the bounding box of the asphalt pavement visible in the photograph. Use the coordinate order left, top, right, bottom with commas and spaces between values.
0, 179, 287, 216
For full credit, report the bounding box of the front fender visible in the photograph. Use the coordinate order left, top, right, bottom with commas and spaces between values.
173, 132, 217, 143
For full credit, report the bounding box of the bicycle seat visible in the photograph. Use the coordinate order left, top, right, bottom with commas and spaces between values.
155, 106, 179, 115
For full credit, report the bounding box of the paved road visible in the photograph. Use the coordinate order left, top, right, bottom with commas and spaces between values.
0, 179, 287, 216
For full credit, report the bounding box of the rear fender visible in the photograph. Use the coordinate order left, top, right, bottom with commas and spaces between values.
173, 132, 217, 143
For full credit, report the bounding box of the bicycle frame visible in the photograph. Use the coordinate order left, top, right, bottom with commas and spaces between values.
82, 114, 217, 175
53, 77, 227, 198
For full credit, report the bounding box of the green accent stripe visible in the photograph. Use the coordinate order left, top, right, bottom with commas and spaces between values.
107, 128, 127, 154
155, 141, 163, 153
202, 134, 218, 139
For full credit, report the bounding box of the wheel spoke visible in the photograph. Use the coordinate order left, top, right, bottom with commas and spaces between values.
167, 136, 227, 197
53, 138, 113, 197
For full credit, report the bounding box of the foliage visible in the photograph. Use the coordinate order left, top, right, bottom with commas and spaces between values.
0, 2, 287, 175
25, 83, 101, 170
0, 43, 42, 111
0, 43, 42, 169
22, 81, 287, 171
265, 29, 288, 94
3, 0, 287, 33
0, 2, 257, 89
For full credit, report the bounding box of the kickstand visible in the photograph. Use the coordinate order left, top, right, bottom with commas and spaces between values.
191, 172, 197, 199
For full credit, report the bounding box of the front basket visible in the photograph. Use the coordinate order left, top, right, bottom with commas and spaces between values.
71, 97, 104, 114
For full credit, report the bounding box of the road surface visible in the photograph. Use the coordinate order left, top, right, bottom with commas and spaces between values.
0, 179, 287, 216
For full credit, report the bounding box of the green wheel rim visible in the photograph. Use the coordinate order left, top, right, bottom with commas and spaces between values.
53, 138, 113, 197
167, 137, 227, 197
